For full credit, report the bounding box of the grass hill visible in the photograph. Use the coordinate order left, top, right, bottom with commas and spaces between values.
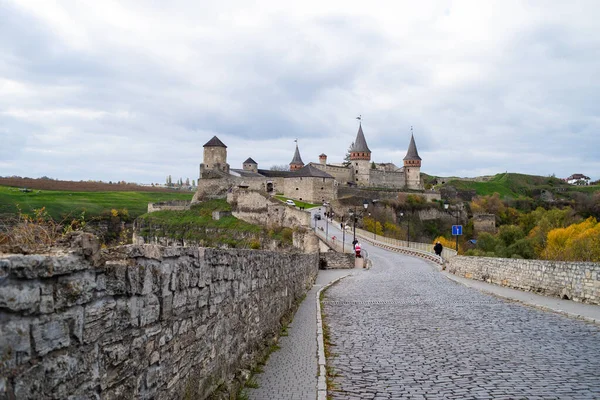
0, 185, 193, 221
437, 173, 599, 199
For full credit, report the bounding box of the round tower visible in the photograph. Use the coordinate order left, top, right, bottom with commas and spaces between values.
403, 130, 423, 190
349, 123, 371, 185
319, 153, 327, 165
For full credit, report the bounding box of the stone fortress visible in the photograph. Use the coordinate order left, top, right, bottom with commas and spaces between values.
192, 123, 424, 205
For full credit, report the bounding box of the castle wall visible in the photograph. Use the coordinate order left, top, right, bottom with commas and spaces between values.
310, 163, 353, 185
368, 170, 406, 189
192, 176, 268, 203
0, 237, 318, 399
283, 177, 336, 204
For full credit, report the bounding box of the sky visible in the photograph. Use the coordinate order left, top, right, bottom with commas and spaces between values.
1, 0, 599, 184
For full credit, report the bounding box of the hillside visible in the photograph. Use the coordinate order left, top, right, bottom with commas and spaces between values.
0, 185, 194, 220
438, 172, 599, 199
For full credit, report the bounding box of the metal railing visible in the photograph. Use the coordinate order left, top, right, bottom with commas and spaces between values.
314, 224, 353, 253
351, 226, 458, 261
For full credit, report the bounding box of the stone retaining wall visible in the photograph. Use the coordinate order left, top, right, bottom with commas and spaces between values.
447, 256, 600, 305
319, 252, 355, 269
0, 235, 318, 399
147, 200, 191, 213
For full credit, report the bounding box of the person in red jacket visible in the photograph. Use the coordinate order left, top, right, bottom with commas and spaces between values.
355, 242, 362, 258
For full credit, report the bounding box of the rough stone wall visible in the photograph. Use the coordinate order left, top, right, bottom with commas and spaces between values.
472, 214, 497, 233
200, 147, 229, 178
319, 252, 355, 269
283, 177, 335, 204
351, 159, 371, 186
336, 187, 440, 203
404, 165, 422, 190
310, 163, 353, 185
192, 176, 267, 203
227, 190, 312, 230
447, 256, 600, 305
147, 201, 191, 213
0, 237, 318, 399
368, 170, 406, 189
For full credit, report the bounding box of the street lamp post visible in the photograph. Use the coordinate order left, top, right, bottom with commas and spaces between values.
341, 216, 345, 252
323, 203, 329, 241
349, 200, 369, 248
398, 211, 410, 247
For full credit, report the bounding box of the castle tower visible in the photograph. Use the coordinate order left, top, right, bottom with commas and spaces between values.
319, 153, 327, 165
242, 157, 258, 173
403, 130, 422, 190
349, 123, 372, 185
289, 141, 305, 171
200, 136, 230, 178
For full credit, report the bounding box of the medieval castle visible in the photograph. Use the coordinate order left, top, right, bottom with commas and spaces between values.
192, 123, 423, 204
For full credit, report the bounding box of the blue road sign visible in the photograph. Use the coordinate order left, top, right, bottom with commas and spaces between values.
452, 225, 463, 236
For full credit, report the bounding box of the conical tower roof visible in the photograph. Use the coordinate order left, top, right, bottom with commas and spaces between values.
352, 123, 371, 153
203, 136, 227, 148
243, 157, 257, 165
403, 134, 421, 161
289, 143, 304, 166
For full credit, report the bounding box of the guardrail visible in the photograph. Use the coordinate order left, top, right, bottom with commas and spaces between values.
351, 226, 457, 264
314, 225, 353, 254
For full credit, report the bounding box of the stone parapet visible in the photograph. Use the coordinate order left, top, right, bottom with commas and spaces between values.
447, 256, 600, 305
0, 235, 318, 399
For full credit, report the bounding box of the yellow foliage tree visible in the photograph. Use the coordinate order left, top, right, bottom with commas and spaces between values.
433, 236, 462, 254
542, 217, 600, 262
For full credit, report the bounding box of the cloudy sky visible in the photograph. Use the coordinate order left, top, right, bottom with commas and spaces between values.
1, 0, 599, 184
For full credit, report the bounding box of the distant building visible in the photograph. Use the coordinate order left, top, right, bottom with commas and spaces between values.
565, 174, 590, 185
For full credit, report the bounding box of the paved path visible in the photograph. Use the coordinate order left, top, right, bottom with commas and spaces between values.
323, 246, 600, 399
248, 269, 355, 400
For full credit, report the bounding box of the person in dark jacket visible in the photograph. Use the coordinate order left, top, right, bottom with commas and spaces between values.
434, 242, 443, 257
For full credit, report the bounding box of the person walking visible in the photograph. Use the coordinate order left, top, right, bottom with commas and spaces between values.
434, 241, 443, 257
355, 242, 362, 258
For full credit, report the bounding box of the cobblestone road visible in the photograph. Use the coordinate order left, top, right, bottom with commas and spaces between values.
323, 247, 600, 399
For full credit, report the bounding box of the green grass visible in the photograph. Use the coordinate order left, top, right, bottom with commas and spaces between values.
0, 185, 193, 220
442, 173, 598, 199
274, 195, 321, 209
137, 199, 263, 244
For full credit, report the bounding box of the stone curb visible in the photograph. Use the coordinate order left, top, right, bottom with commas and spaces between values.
315, 273, 354, 400
442, 271, 600, 326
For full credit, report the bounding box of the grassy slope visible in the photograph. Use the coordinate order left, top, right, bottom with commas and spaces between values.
136, 199, 291, 248
443, 173, 598, 198
0, 185, 194, 220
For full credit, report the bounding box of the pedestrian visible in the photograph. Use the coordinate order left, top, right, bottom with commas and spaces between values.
355, 242, 362, 258
352, 238, 358, 249
434, 241, 443, 257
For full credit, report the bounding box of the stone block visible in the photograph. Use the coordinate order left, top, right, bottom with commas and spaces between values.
140, 294, 160, 327
0, 319, 31, 370
84, 298, 116, 344
40, 295, 55, 313
32, 319, 70, 356
55, 271, 96, 310
0, 280, 41, 313
105, 260, 128, 295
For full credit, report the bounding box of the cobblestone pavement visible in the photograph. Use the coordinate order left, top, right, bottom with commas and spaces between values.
248, 269, 355, 400
323, 246, 600, 399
